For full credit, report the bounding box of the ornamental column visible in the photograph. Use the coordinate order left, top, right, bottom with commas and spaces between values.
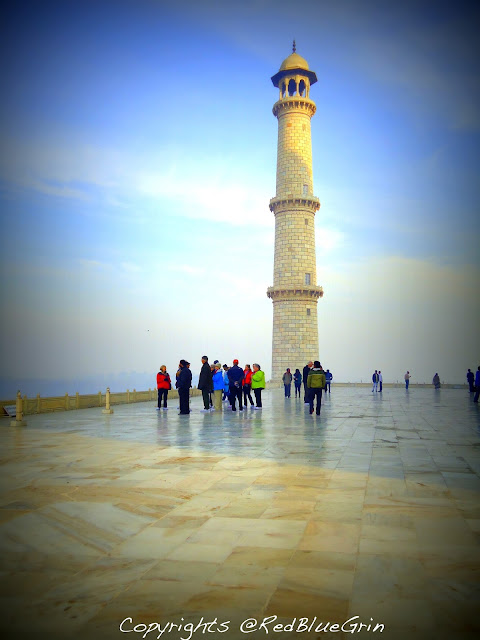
267, 43, 323, 382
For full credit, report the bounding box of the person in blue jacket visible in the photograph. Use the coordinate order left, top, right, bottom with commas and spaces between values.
325, 369, 333, 393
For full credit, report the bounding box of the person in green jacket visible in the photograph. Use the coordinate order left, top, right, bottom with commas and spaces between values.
307, 360, 326, 415
251, 363, 265, 409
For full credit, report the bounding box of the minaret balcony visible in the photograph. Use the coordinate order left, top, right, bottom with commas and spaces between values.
267, 285, 324, 301
269, 195, 320, 215
273, 97, 316, 118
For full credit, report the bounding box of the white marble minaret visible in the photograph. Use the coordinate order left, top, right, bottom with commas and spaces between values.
267, 43, 323, 381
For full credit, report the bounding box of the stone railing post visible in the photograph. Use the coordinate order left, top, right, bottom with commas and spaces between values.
102, 387, 114, 414
127, 389, 130, 403
10, 391, 27, 427
133, 388, 137, 402
98, 391, 102, 407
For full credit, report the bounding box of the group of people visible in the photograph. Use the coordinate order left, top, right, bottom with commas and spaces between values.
156, 358, 266, 415
467, 367, 480, 403
280, 361, 332, 416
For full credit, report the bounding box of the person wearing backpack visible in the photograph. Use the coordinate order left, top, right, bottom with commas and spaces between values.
307, 361, 326, 415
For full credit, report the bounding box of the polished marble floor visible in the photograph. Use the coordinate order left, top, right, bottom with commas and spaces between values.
0, 388, 479, 640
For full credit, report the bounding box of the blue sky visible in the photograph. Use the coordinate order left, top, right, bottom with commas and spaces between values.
1, 0, 479, 391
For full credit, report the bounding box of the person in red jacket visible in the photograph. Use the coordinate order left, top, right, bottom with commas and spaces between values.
243, 364, 255, 408
156, 365, 171, 410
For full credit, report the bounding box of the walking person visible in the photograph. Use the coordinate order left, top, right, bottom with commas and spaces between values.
282, 368, 292, 397
243, 364, 255, 408
433, 373, 441, 389
198, 356, 213, 413
303, 361, 313, 404
177, 360, 192, 415
372, 370, 379, 392
378, 370, 383, 392
156, 365, 171, 410
325, 369, 332, 393
404, 371, 411, 390
293, 369, 302, 397
251, 363, 265, 409
212, 362, 224, 412
227, 359, 245, 411
474, 367, 480, 403
467, 369, 475, 393
307, 361, 326, 415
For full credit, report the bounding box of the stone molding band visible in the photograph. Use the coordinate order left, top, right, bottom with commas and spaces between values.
267, 286, 324, 301
273, 98, 316, 118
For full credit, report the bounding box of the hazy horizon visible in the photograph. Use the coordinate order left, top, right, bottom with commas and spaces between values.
1, 0, 479, 393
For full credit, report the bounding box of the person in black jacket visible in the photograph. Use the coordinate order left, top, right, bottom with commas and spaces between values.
227, 359, 245, 411
198, 356, 213, 412
303, 361, 313, 404
177, 360, 192, 415
467, 369, 475, 393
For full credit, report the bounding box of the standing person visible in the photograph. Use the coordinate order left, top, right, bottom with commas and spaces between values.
303, 361, 313, 404
474, 367, 480, 403
222, 365, 230, 403
325, 369, 333, 393
227, 359, 245, 411
177, 360, 192, 415
307, 361, 326, 415
198, 356, 213, 413
251, 363, 265, 409
156, 365, 171, 410
378, 370, 383, 393
372, 370, 379, 392
433, 373, 441, 389
293, 369, 302, 397
405, 371, 411, 390
243, 364, 255, 408
282, 368, 292, 397
212, 363, 224, 412
467, 369, 475, 393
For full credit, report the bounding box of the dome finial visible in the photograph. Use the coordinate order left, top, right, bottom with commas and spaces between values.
292, 39, 296, 53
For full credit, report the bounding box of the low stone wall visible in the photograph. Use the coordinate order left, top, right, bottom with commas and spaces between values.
1, 387, 202, 417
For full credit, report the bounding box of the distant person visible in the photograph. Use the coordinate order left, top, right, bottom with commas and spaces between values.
433, 373, 441, 389
467, 369, 475, 393
303, 361, 313, 403
156, 365, 171, 410
378, 370, 383, 393
222, 365, 230, 403
474, 367, 480, 403
251, 363, 265, 409
177, 360, 192, 415
243, 364, 255, 408
282, 368, 292, 397
227, 359, 244, 411
325, 369, 332, 393
307, 361, 326, 415
293, 369, 302, 397
212, 362, 224, 412
372, 370, 379, 392
198, 356, 213, 412
404, 371, 411, 390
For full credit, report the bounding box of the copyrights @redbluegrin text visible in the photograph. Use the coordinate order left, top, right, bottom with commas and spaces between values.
119, 615, 385, 639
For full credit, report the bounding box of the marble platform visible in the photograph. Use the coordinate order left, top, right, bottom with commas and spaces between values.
0, 388, 479, 640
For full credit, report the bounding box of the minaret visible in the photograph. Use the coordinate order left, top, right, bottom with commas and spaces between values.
267, 43, 323, 382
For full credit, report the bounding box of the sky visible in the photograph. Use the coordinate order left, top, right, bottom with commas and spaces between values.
0, 0, 479, 394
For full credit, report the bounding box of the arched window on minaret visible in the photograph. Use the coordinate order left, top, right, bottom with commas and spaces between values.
299, 79, 306, 97
288, 78, 297, 96
281, 81, 287, 99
